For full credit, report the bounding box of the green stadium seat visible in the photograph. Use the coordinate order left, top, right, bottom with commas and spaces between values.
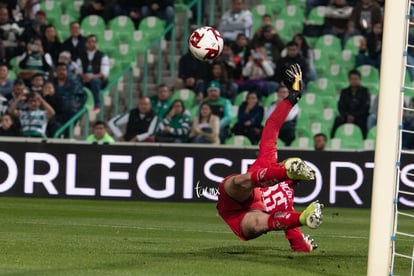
81, 15, 106, 37
130, 31, 151, 54
290, 136, 312, 149
307, 77, 337, 96
298, 92, 325, 119
278, 4, 305, 23
288, 0, 307, 10
274, 19, 296, 44
332, 123, 364, 150
263, 93, 277, 107
99, 30, 120, 56
277, 5, 305, 35
260, 0, 287, 14
357, 65, 380, 95
364, 126, 376, 150
233, 91, 248, 106
312, 48, 331, 76
55, 14, 76, 41
172, 89, 196, 109
225, 135, 252, 146
251, 4, 273, 33
325, 63, 349, 91
109, 16, 136, 43
344, 35, 365, 56
139, 16, 166, 41
62, 1, 83, 18
112, 43, 137, 67
314, 34, 342, 60
230, 105, 239, 127
306, 6, 326, 26
335, 49, 356, 73
40, 0, 62, 24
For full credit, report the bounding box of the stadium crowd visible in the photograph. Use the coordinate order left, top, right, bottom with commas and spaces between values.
0, 0, 413, 149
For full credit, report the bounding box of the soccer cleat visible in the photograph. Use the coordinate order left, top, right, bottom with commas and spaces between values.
289, 233, 318, 252
299, 200, 324, 229
303, 234, 318, 251
283, 157, 315, 180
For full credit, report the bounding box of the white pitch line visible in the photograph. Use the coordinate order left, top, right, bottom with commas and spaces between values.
9, 220, 373, 240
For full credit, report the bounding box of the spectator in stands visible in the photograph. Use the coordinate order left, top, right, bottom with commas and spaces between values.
349, 0, 382, 35
150, 83, 172, 119
196, 61, 238, 100
8, 91, 55, 137
218, 0, 253, 42
18, 37, 52, 82
76, 34, 110, 112
28, 73, 44, 93
80, 0, 114, 23
231, 33, 250, 67
86, 120, 115, 143
216, 43, 244, 85
292, 34, 317, 82
8, 0, 40, 26
114, 1, 144, 28
356, 21, 382, 69
0, 6, 24, 62
331, 69, 371, 139
313, 133, 327, 151
140, 1, 174, 27
201, 81, 232, 144
323, 0, 353, 41
177, 51, 210, 101
155, 99, 192, 143
274, 41, 308, 85
251, 14, 274, 41
53, 62, 86, 120
42, 80, 67, 137
18, 13, 43, 48
7, 78, 28, 111
61, 21, 86, 62
41, 24, 61, 66
58, 51, 79, 80
251, 24, 285, 67
0, 113, 22, 136
231, 91, 264, 145
108, 96, 158, 142
189, 102, 220, 144
265, 85, 300, 146
239, 44, 276, 98
0, 63, 13, 97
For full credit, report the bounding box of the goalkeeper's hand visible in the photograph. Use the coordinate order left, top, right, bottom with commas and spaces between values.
284, 63, 303, 105
285, 63, 303, 92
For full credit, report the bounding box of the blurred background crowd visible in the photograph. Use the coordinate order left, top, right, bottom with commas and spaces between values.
0, 0, 411, 151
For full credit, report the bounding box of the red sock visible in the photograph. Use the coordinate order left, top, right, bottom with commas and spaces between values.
250, 166, 288, 187
267, 211, 301, 230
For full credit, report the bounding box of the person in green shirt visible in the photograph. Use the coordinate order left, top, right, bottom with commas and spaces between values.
155, 99, 192, 143
202, 81, 232, 143
149, 83, 173, 119
86, 120, 115, 144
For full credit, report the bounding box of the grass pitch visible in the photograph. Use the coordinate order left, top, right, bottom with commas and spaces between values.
0, 197, 412, 276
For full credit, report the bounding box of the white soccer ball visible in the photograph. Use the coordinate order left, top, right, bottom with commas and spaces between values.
188, 26, 224, 61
